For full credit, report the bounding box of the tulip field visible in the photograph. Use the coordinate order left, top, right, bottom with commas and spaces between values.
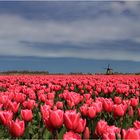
1, 75, 140, 139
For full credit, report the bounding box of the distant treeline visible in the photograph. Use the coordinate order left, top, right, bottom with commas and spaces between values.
0, 71, 140, 75
0, 70, 49, 75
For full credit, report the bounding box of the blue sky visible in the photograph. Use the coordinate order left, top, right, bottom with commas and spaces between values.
0, 1, 140, 73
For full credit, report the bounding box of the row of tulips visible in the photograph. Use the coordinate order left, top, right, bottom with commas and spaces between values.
0, 75, 140, 139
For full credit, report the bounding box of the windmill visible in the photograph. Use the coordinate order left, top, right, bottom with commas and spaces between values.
104, 64, 113, 75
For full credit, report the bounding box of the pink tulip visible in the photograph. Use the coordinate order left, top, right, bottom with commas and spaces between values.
9, 119, 25, 138
83, 127, 90, 139
95, 120, 108, 136
63, 131, 81, 140
0, 111, 13, 126
64, 110, 80, 130
21, 109, 33, 122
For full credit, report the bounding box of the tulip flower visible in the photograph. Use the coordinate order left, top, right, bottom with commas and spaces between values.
8, 101, 20, 114
80, 104, 88, 117
21, 109, 33, 122
41, 107, 64, 131
29, 92, 36, 100
64, 110, 80, 130
134, 120, 140, 129
14, 93, 26, 103
38, 93, 47, 102
103, 125, 121, 140
128, 106, 134, 117
47, 92, 55, 100
122, 128, 140, 139
83, 94, 91, 100
40, 104, 51, 120
92, 101, 102, 113
130, 97, 139, 107
9, 119, 25, 138
75, 118, 86, 133
0, 95, 8, 105
22, 99, 37, 110
87, 106, 96, 119
49, 109, 64, 129
138, 108, 140, 118
63, 131, 81, 140
113, 104, 126, 117
0, 111, 13, 126
83, 127, 90, 139
0, 104, 3, 109
95, 120, 108, 136
114, 96, 122, 104
56, 101, 63, 109
96, 87, 101, 93
103, 98, 113, 113
103, 132, 116, 140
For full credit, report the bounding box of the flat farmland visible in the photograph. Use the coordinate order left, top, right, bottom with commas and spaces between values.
0, 75, 140, 139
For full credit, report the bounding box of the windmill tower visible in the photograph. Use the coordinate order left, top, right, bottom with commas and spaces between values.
104, 64, 113, 75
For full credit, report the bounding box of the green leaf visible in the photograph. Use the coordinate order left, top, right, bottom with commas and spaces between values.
58, 126, 66, 139
32, 133, 39, 139
43, 128, 51, 140
37, 112, 42, 122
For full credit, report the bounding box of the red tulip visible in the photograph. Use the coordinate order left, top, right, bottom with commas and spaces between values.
138, 108, 140, 118
134, 120, 140, 129
70, 86, 74, 91
0, 111, 13, 126
130, 98, 139, 107
14, 93, 26, 103
128, 106, 134, 117
80, 89, 84, 94
113, 104, 126, 117
41, 106, 64, 130
67, 100, 75, 109
8, 101, 20, 114
83, 127, 90, 139
21, 109, 33, 122
108, 86, 114, 93
40, 104, 52, 130
64, 110, 80, 130
96, 87, 101, 93
103, 98, 113, 113
87, 106, 96, 119
92, 101, 102, 113
0, 104, 3, 109
86, 98, 93, 106
45, 99, 54, 107
75, 118, 86, 133
56, 101, 63, 109
103, 125, 121, 140
0, 95, 8, 105
47, 92, 55, 100
49, 109, 64, 129
29, 92, 36, 100
22, 99, 37, 110
114, 96, 122, 104
83, 94, 91, 100
63, 131, 81, 140
40, 104, 51, 119
122, 128, 140, 139
38, 94, 47, 102
95, 120, 108, 136
80, 104, 88, 117
103, 132, 116, 140
9, 119, 25, 137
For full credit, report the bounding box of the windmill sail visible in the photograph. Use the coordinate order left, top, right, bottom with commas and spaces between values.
104, 64, 113, 75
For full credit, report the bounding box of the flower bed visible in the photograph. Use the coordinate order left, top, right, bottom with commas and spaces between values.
0, 75, 140, 139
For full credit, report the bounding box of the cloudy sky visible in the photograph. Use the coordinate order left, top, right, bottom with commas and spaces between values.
0, 1, 140, 73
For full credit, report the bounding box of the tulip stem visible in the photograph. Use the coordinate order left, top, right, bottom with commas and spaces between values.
52, 129, 58, 139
